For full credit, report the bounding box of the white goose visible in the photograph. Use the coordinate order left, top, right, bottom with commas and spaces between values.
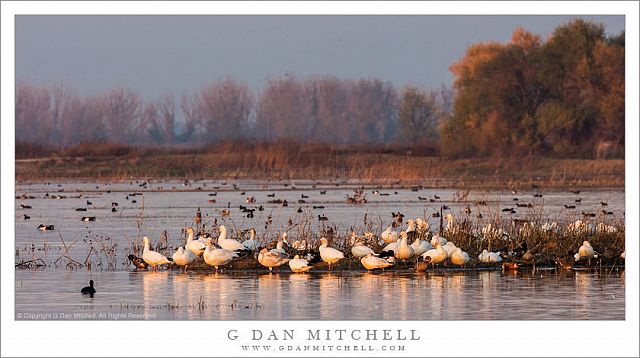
242, 228, 258, 251
217, 225, 246, 252
422, 241, 448, 268
203, 240, 238, 272
478, 249, 491, 263
258, 248, 289, 272
410, 236, 432, 257
578, 241, 595, 264
319, 238, 345, 270
451, 247, 470, 266
394, 231, 415, 261
185, 227, 206, 256
442, 242, 457, 259
361, 253, 393, 271
289, 255, 313, 273
172, 246, 196, 271
351, 241, 375, 258
142, 236, 172, 269
381, 227, 398, 244
271, 232, 289, 255
488, 251, 503, 263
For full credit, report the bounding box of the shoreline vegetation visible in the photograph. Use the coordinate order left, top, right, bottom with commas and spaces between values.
15, 141, 624, 188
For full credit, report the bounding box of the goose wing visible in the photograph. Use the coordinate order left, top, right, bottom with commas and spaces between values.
143, 250, 171, 265
221, 238, 246, 251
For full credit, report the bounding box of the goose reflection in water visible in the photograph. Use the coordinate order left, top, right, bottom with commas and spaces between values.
142, 271, 169, 319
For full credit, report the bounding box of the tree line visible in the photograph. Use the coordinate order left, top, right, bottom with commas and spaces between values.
16, 77, 451, 148
16, 19, 623, 158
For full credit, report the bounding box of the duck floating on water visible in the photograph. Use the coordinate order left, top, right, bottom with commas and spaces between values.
37, 224, 55, 231
81, 280, 96, 297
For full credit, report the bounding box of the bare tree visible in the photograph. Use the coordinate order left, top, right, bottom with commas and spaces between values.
15, 83, 52, 144
255, 76, 307, 141
197, 78, 253, 142
103, 88, 142, 143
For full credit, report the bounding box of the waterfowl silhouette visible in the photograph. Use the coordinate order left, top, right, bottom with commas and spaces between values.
81, 280, 96, 297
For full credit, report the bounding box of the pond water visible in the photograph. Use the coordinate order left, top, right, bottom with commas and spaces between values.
15, 269, 625, 320
14, 180, 625, 320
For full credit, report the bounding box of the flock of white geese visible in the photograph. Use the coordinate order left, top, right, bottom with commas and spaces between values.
139, 214, 624, 273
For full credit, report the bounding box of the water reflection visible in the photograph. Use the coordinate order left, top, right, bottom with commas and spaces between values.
15, 269, 625, 320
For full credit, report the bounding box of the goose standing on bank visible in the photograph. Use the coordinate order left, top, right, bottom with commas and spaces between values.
578, 240, 595, 265
203, 239, 238, 272
319, 238, 345, 270
394, 231, 415, 261
289, 255, 314, 273
142, 236, 172, 270
258, 248, 290, 272
185, 227, 206, 256
172, 246, 196, 271
422, 241, 448, 268
217, 225, 249, 254
361, 253, 393, 271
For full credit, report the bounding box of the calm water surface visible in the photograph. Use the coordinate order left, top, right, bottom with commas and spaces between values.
15, 269, 624, 320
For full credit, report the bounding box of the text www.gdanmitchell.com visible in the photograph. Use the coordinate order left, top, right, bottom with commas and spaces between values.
241, 344, 405, 352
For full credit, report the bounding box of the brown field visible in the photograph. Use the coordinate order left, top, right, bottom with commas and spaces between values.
15, 142, 624, 188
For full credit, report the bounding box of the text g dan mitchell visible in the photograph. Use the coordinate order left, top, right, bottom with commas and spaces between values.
227, 329, 421, 341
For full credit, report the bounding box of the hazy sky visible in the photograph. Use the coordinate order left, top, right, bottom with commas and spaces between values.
16, 15, 624, 100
